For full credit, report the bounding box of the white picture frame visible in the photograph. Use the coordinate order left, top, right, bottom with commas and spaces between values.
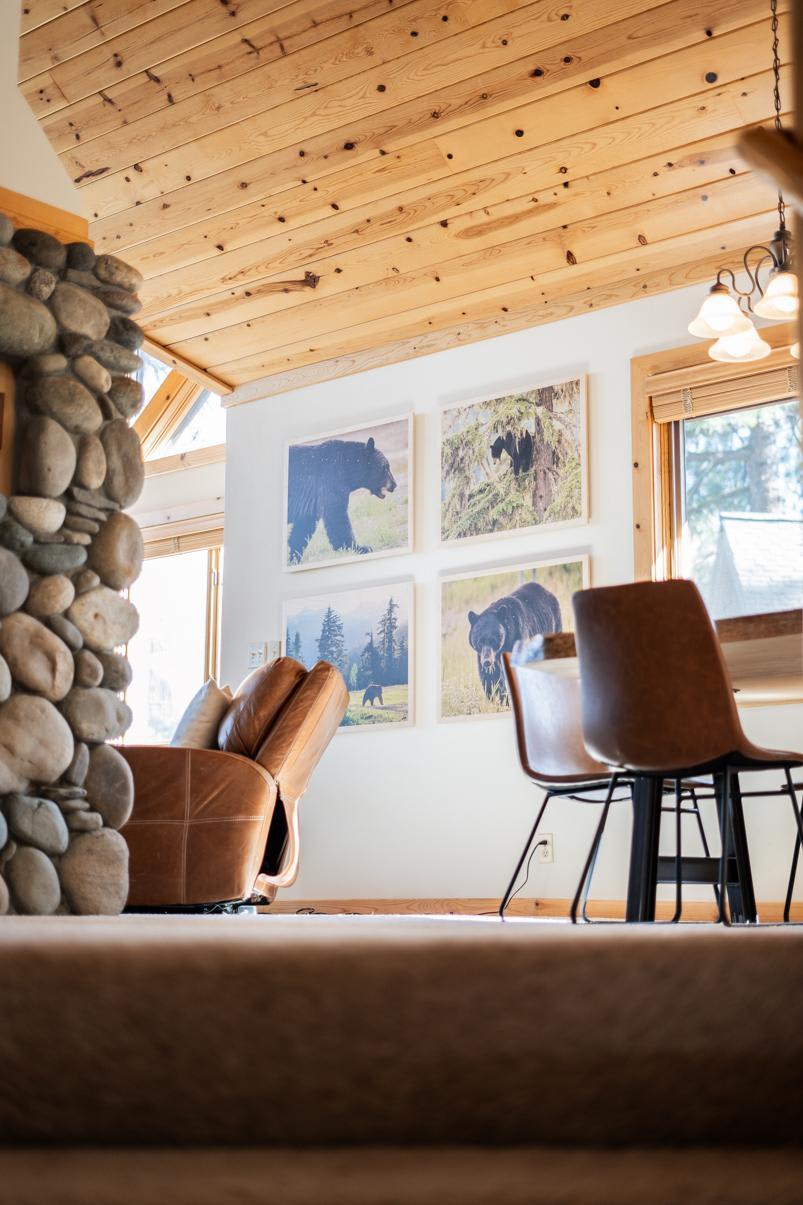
283, 412, 414, 572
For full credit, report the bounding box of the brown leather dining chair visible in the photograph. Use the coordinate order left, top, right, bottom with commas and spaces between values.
501, 651, 715, 921
121, 657, 348, 912
572, 579, 803, 924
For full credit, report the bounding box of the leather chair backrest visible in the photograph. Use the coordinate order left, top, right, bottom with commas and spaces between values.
218, 657, 307, 758
254, 661, 348, 804
504, 652, 608, 783
572, 579, 743, 773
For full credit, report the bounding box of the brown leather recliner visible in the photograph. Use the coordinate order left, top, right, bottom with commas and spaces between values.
121, 657, 348, 910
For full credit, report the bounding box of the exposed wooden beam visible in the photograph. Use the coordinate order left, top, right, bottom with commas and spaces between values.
0, 185, 88, 243
142, 339, 232, 396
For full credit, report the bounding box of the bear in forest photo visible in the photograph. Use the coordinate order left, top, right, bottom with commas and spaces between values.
468, 581, 562, 705
362, 684, 384, 707
285, 418, 411, 568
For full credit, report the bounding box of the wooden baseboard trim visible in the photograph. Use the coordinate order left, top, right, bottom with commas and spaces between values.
263, 897, 803, 921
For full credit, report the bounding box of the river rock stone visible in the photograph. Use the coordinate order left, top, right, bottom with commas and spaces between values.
5, 794, 69, 857
95, 254, 143, 293
51, 280, 110, 340
70, 485, 118, 511
0, 283, 57, 357
74, 649, 103, 688
60, 332, 92, 358
101, 419, 144, 507
72, 354, 111, 395
9, 495, 65, 535
0, 655, 10, 704
5, 844, 61, 914
90, 339, 140, 374
18, 415, 77, 498
73, 569, 100, 595
28, 352, 68, 375
26, 373, 103, 435
107, 374, 144, 419
26, 574, 75, 619
48, 613, 83, 651
86, 743, 134, 830
65, 515, 99, 535
22, 543, 87, 574
0, 612, 74, 701
68, 586, 138, 653
0, 516, 33, 552
67, 500, 107, 522
63, 529, 91, 546
64, 269, 99, 290
65, 740, 90, 788
67, 809, 104, 832
61, 687, 132, 742
88, 511, 143, 590
74, 436, 106, 491
0, 873, 8, 914
97, 650, 132, 692
0, 494, 6, 519
66, 242, 96, 271
0, 548, 29, 614
60, 827, 129, 915
108, 315, 144, 350
0, 214, 13, 245
12, 228, 66, 271
0, 246, 31, 286
57, 795, 89, 814
0, 694, 74, 793
93, 285, 142, 316
28, 268, 57, 302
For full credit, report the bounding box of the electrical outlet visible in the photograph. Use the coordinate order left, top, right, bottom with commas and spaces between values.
537, 834, 554, 864
247, 642, 267, 669
266, 640, 282, 662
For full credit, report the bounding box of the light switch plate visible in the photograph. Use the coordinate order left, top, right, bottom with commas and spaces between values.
266, 640, 282, 662
247, 642, 267, 669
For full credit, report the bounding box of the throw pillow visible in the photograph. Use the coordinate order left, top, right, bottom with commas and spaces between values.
170, 679, 233, 749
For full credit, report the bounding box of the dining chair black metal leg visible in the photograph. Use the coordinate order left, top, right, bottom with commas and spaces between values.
580, 790, 615, 924
717, 767, 732, 927
670, 778, 683, 923
571, 775, 618, 924
783, 769, 803, 923
498, 791, 552, 920
688, 787, 721, 913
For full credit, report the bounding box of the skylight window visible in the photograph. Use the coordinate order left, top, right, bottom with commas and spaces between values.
156, 389, 226, 458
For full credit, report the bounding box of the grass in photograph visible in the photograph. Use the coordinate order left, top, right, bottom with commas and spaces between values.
342, 683, 409, 726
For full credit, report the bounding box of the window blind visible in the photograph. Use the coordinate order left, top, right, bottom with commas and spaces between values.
649, 359, 798, 424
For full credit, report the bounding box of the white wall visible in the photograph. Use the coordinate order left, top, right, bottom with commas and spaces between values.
2, 5, 83, 216
222, 283, 802, 904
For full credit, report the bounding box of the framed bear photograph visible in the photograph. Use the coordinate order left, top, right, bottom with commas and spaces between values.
283, 579, 414, 731
283, 414, 413, 571
439, 554, 589, 721
439, 375, 588, 546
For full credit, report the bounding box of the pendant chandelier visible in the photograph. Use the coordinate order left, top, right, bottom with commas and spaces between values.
688, 0, 798, 363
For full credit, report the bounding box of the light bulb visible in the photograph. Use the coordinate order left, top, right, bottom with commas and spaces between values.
688, 284, 753, 339
791, 342, 799, 359
708, 324, 771, 362
754, 268, 799, 320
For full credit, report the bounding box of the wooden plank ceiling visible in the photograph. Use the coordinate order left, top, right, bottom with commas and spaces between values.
21, 0, 788, 397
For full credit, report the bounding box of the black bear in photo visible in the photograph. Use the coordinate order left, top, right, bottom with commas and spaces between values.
490, 429, 534, 476
362, 684, 384, 707
468, 580, 562, 704
287, 436, 397, 563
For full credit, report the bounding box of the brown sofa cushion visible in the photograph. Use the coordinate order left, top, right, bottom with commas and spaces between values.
218, 657, 307, 758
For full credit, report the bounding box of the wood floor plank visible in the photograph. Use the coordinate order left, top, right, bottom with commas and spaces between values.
219, 219, 772, 391
170, 175, 775, 362
74, 0, 681, 216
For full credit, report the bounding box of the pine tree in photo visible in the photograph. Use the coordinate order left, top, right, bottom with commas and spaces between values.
290, 630, 303, 662
376, 596, 399, 684
316, 606, 347, 674
357, 627, 382, 688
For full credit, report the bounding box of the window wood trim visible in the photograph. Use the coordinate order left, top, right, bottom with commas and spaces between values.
141, 515, 224, 559
144, 443, 225, 478
631, 322, 797, 582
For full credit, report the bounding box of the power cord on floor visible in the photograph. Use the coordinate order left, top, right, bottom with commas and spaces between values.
482, 838, 549, 916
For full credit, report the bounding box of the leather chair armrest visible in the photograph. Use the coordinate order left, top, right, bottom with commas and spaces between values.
252, 662, 348, 893
121, 746, 278, 907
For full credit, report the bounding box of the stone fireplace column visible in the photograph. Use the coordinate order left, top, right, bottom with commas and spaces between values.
0, 209, 146, 915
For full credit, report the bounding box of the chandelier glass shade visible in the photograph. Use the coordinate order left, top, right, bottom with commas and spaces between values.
688, 0, 797, 363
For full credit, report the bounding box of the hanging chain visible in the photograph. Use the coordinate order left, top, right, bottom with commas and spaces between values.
770, 0, 787, 231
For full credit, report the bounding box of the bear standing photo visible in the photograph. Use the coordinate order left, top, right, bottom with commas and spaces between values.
440, 556, 589, 719
284, 415, 412, 570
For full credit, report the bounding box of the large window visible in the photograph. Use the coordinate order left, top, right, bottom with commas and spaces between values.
126, 541, 223, 744
632, 330, 802, 620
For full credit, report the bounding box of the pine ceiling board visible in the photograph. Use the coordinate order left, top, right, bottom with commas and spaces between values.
34, 0, 419, 139
19, 0, 190, 81
83, 0, 779, 247
60, 0, 496, 180
143, 149, 753, 341
135, 19, 775, 320
21, 0, 88, 36
74, 0, 673, 219
169, 173, 776, 362
106, 64, 780, 281
219, 217, 775, 390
